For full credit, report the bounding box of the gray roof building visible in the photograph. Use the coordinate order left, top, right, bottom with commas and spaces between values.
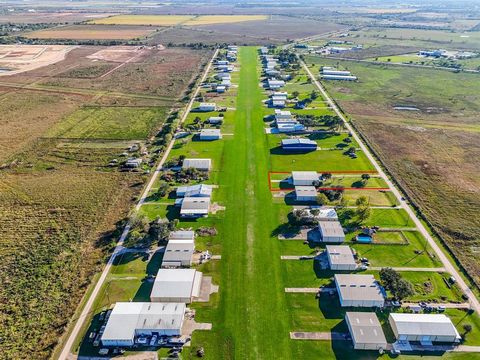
182, 158, 211, 171
318, 220, 345, 243
335, 274, 385, 307
151, 269, 202, 303
326, 245, 356, 270
180, 197, 210, 217
345, 312, 387, 350
162, 239, 195, 268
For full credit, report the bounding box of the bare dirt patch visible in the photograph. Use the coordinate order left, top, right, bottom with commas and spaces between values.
86, 45, 163, 63
0, 44, 76, 76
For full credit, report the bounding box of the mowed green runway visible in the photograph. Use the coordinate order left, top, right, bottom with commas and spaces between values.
194, 47, 292, 358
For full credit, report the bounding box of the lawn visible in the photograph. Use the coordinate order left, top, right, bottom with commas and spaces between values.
46, 106, 166, 140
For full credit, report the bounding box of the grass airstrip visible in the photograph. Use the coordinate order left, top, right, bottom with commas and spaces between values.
73, 47, 480, 360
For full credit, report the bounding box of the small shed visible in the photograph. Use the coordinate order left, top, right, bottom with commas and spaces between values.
295, 186, 317, 202
199, 129, 222, 141
291, 171, 319, 186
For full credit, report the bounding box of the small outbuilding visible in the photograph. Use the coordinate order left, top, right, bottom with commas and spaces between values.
345, 312, 387, 350
291, 171, 319, 186
198, 103, 216, 112
199, 129, 222, 141
389, 313, 461, 344
318, 220, 345, 243
335, 274, 385, 308
176, 184, 212, 198
208, 116, 223, 125
326, 245, 356, 270
295, 186, 317, 202
182, 158, 211, 171
151, 269, 203, 303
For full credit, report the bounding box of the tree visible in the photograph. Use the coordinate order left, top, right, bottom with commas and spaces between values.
356, 203, 371, 224
361, 173, 371, 181
379, 267, 401, 291
316, 193, 329, 206
156, 181, 170, 198
395, 278, 415, 300
463, 324, 473, 335
355, 196, 369, 206
292, 91, 299, 98
310, 90, 319, 100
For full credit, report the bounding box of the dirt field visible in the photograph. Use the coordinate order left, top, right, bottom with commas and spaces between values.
86, 45, 161, 63
0, 45, 76, 76
0, 11, 118, 24
24, 24, 155, 40
91, 14, 268, 26
193, 15, 345, 42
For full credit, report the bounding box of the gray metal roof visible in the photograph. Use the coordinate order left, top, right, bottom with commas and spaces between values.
282, 138, 317, 146
326, 245, 356, 266
151, 269, 200, 300
180, 197, 210, 215
182, 158, 211, 170
169, 230, 195, 241
200, 129, 221, 136
335, 274, 385, 302
346, 312, 387, 345
101, 302, 185, 342
163, 240, 195, 263
177, 184, 213, 198
292, 171, 319, 181
389, 313, 461, 338
295, 186, 317, 197
319, 220, 345, 237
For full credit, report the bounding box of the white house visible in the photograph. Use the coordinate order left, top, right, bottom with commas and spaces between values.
101, 302, 185, 347
345, 312, 387, 350
198, 103, 216, 112
268, 79, 285, 89
318, 220, 345, 243
326, 245, 356, 270
389, 313, 461, 344
151, 269, 203, 303
182, 158, 211, 171
277, 123, 305, 133
335, 274, 385, 308
275, 109, 293, 121
291, 171, 319, 186
295, 186, 317, 202
215, 72, 231, 80
216, 85, 226, 93
199, 129, 222, 141
216, 60, 229, 65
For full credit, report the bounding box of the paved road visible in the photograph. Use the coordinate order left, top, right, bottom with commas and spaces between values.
401, 302, 470, 309
301, 60, 480, 314
369, 266, 446, 272
58, 49, 219, 360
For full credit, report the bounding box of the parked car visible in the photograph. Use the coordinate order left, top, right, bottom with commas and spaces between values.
419, 302, 427, 308
98, 348, 109, 355
136, 337, 148, 345
150, 335, 158, 346
391, 301, 401, 307
437, 306, 446, 312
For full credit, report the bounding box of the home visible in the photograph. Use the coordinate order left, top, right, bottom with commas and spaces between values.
389, 313, 461, 344
216, 60, 229, 65
182, 158, 211, 171
335, 274, 386, 307
162, 238, 195, 268
275, 109, 293, 121
208, 116, 223, 125
281, 138, 317, 151
180, 197, 210, 218
267, 79, 285, 90
221, 79, 231, 87
326, 245, 356, 270
260, 47, 268, 55
124, 158, 142, 168
151, 269, 203, 303
345, 312, 387, 350
198, 103, 216, 112
216, 85, 226, 93
199, 129, 222, 141
101, 302, 186, 347
272, 94, 287, 102
215, 72, 231, 80
291, 171, 319, 186
176, 184, 212, 198
277, 123, 305, 133
295, 186, 317, 202
318, 220, 345, 243
265, 69, 280, 77
271, 100, 285, 108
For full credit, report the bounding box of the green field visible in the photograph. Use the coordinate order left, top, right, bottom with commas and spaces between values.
46, 106, 166, 140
